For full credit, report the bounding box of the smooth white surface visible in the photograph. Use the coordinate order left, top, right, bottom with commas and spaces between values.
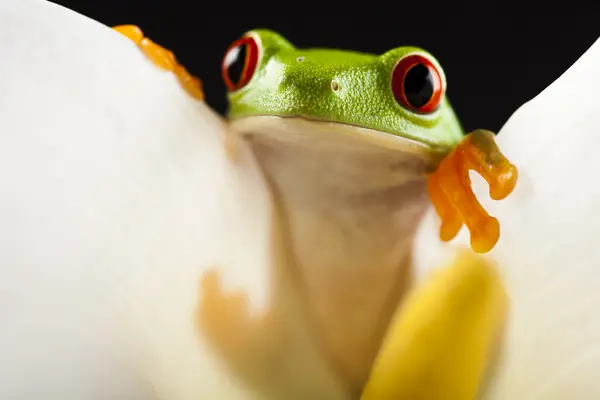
0, 0, 274, 398
5, 0, 600, 398
414, 36, 600, 398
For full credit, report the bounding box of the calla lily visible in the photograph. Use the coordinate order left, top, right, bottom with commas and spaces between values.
368, 33, 600, 399
411, 32, 600, 398
2, 0, 600, 399
1, 1, 270, 398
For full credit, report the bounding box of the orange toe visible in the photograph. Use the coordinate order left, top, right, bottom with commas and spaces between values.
427, 130, 518, 253
174, 64, 204, 100
112, 24, 204, 101
113, 25, 144, 45
139, 37, 177, 71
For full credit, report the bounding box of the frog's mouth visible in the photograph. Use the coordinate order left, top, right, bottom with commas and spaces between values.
228, 115, 449, 167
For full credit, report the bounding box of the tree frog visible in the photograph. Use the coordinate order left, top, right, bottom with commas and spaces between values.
114, 25, 517, 399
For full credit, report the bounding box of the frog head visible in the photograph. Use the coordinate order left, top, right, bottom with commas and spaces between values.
222, 29, 464, 152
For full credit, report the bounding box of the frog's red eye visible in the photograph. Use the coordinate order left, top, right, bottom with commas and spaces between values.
391, 53, 444, 114
222, 35, 260, 92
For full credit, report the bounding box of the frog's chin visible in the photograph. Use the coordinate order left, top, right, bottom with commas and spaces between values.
228, 115, 448, 163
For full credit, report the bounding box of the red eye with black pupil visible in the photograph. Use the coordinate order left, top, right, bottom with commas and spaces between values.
391, 54, 443, 114
222, 36, 259, 92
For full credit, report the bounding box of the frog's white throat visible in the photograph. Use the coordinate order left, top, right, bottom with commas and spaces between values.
229, 115, 440, 391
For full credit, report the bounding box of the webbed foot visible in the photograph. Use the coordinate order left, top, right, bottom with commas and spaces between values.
112, 25, 204, 100
427, 130, 518, 253
113, 25, 241, 160
196, 269, 274, 382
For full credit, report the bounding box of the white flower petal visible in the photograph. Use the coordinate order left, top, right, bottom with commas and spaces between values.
11, 0, 600, 398
0, 0, 274, 398
414, 36, 600, 398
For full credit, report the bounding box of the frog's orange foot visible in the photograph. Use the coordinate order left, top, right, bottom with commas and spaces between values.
196, 268, 273, 370
427, 130, 518, 253
112, 25, 204, 101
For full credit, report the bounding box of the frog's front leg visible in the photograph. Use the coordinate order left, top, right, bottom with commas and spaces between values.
428, 129, 518, 253
112, 25, 239, 161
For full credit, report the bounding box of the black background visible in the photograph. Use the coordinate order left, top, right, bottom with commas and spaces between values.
50, 1, 600, 133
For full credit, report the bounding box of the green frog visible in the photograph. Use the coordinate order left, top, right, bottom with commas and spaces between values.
114, 25, 517, 399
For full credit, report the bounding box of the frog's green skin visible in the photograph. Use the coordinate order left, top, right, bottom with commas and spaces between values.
228, 29, 463, 148
225, 30, 465, 399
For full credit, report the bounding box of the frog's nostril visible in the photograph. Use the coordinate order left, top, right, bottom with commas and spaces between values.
331, 79, 341, 92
